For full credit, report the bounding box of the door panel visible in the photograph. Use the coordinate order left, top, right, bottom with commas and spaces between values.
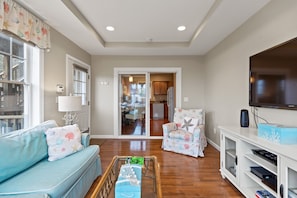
73, 65, 89, 132
120, 74, 146, 136
67, 56, 90, 132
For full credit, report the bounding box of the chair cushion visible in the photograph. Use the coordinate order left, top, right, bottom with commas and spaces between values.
168, 129, 193, 142
174, 108, 204, 127
180, 117, 199, 133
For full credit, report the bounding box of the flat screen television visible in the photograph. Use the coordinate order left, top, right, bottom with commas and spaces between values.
249, 37, 297, 110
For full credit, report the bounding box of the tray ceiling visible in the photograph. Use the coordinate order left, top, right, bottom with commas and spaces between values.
16, 0, 270, 55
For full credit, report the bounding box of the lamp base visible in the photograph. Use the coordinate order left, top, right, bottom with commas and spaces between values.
62, 112, 79, 125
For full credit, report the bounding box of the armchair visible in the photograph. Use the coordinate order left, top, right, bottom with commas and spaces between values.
162, 108, 207, 157
125, 104, 145, 123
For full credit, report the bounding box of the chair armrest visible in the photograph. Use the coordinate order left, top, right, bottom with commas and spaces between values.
81, 133, 90, 147
162, 122, 177, 137
193, 125, 207, 154
192, 125, 204, 143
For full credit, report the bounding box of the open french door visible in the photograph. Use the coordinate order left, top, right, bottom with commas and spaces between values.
119, 73, 149, 136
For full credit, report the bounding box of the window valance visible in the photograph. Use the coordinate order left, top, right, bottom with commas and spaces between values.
0, 0, 50, 49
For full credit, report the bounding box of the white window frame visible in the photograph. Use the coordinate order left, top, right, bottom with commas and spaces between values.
0, 33, 43, 130
29, 48, 44, 126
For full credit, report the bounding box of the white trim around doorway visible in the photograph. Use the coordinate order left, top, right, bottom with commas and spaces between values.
113, 67, 182, 138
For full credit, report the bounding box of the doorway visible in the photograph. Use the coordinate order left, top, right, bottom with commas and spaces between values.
114, 67, 181, 138
66, 55, 91, 133
121, 74, 147, 135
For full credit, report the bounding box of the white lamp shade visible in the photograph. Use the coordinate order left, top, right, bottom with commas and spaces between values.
58, 96, 82, 112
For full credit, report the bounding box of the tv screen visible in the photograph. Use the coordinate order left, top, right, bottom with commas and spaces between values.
249, 37, 297, 110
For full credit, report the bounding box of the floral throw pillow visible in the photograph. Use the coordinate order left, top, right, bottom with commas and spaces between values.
181, 117, 199, 133
45, 124, 83, 161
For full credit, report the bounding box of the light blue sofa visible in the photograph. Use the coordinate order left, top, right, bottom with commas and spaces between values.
0, 120, 102, 198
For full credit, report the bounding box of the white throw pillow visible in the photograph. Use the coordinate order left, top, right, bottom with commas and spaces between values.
181, 117, 199, 133
45, 124, 83, 161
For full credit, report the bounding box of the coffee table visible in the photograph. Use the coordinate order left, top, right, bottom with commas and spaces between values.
90, 155, 162, 198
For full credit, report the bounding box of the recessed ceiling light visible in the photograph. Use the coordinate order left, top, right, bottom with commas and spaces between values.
177, 26, 186, 31
106, 26, 115, 31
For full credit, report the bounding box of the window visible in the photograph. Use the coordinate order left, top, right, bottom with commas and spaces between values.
0, 32, 41, 134
129, 82, 146, 104
73, 65, 88, 105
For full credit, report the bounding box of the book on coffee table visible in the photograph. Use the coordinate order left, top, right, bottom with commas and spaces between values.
127, 156, 144, 165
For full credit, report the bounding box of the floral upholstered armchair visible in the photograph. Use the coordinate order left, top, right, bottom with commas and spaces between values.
162, 108, 207, 157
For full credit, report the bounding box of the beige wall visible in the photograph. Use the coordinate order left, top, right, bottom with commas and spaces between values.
204, 0, 297, 146
91, 56, 205, 135
44, 28, 91, 126
42, 0, 297, 144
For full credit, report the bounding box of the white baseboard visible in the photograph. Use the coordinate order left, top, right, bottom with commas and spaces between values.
90, 135, 163, 140
90, 135, 115, 139
207, 138, 220, 151
90, 135, 220, 151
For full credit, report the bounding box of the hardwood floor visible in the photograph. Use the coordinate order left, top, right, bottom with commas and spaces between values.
121, 118, 169, 136
150, 119, 168, 136
85, 139, 244, 198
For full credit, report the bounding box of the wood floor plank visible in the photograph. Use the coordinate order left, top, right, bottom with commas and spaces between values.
85, 139, 244, 198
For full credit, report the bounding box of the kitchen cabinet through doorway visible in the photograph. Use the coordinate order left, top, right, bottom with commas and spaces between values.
153, 81, 168, 95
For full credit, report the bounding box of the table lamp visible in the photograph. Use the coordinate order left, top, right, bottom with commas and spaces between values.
58, 95, 82, 125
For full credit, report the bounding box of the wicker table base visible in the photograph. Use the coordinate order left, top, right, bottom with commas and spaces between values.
90, 156, 162, 198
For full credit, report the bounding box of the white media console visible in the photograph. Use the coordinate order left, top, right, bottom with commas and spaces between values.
219, 126, 297, 198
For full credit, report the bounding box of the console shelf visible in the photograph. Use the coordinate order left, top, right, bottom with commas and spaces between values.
244, 154, 277, 174
220, 126, 297, 198
245, 171, 277, 197
226, 149, 236, 159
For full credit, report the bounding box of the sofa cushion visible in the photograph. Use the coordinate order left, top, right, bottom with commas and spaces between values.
0, 193, 49, 198
0, 145, 100, 197
0, 120, 58, 183
45, 124, 83, 161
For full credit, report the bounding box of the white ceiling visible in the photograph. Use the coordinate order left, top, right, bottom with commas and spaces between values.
16, 0, 270, 56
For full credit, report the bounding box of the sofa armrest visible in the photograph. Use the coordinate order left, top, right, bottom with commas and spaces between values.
81, 133, 90, 147
162, 122, 177, 137
0, 193, 49, 198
